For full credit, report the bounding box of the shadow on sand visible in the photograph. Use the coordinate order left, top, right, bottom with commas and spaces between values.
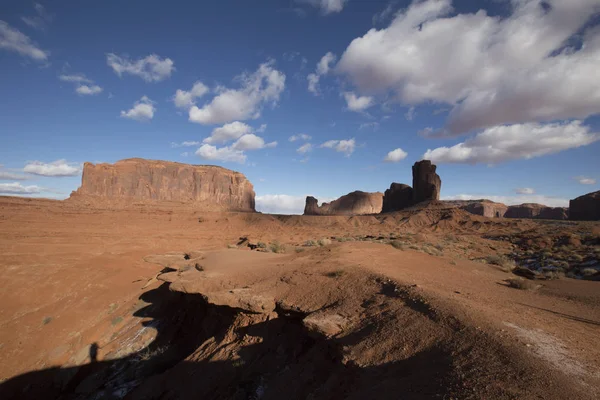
0, 283, 458, 400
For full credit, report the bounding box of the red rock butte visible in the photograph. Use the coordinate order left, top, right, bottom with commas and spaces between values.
69, 158, 256, 212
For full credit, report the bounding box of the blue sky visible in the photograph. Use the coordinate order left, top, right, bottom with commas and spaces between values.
1, 0, 599, 214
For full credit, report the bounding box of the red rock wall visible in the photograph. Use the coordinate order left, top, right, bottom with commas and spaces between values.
304, 191, 383, 215
70, 158, 255, 211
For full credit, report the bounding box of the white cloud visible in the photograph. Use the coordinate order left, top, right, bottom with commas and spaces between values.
231, 134, 277, 151
0, 182, 43, 195
515, 188, 535, 195
298, 0, 348, 15
0, 20, 49, 61
423, 121, 599, 165
373, 2, 396, 25
204, 121, 254, 144
189, 61, 285, 124
171, 141, 201, 148
173, 81, 209, 109
59, 74, 92, 84
23, 159, 81, 177
442, 194, 568, 208
120, 96, 156, 122
21, 3, 53, 31
256, 124, 267, 133
405, 106, 416, 121
256, 194, 336, 214
575, 176, 596, 185
195, 144, 246, 164
384, 148, 408, 162
307, 52, 336, 95
289, 134, 312, 142
336, 0, 600, 135
320, 138, 355, 156
106, 53, 175, 82
297, 143, 313, 154
75, 84, 103, 95
343, 92, 374, 112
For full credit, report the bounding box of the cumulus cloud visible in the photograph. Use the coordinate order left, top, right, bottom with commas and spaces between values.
189, 61, 285, 125
204, 121, 254, 144
307, 52, 336, 95
23, 159, 81, 177
384, 148, 408, 162
320, 138, 355, 156
289, 134, 312, 142
195, 144, 247, 164
231, 134, 277, 151
336, 0, 600, 135
575, 176, 596, 185
0, 182, 43, 195
297, 143, 313, 154
75, 84, 103, 95
173, 81, 209, 109
0, 20, 49, 61
121, 96, 156, 122
343, 92, 374, 112
515, 188, 535, 195
21, 3, 53, 31
442, 194, 568, 208
107, 53, 175, 82
297, 0, 348, 15
423, 121, 599, 165
0, 171, 30, 180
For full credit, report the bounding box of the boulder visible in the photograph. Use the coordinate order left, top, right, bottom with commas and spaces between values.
569, 191, 600, 221
505, 203, 568, 220
382, 183, 414, 213
412, 160, 441, 204
69, 158, 256, 211
303, 191, 383, 215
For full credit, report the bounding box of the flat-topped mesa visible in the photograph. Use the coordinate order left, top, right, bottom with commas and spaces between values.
504, 203, 568, 220
457, 200, 509, 218
69, 158, 256, 211
569, 191, 600, 221
303, 191, 383, 216
412, 160, 442, 204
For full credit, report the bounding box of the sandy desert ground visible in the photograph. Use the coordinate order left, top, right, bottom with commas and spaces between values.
0, 196, 599, 399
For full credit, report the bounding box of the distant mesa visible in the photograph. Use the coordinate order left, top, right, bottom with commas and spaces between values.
569, 191, 600, 221
304, 191, 383, 216
69, 158, 256, 212
452, 200, 509, 219
504, 203, 569, 220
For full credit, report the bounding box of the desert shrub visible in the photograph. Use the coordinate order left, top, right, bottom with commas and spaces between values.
257, 242, 267, 249
423, 246, 442, 257
506, 278, 537, 290
390, 240, 406, 250
270, 241, 286, 253
581, 268, 599, 277
484, 255, 515, 272
336, 237, 352, 242
553, 260, 570, 270
111, 316, 123, 326
197, 217, 205, 223
433, 243, 445, 252
135, 346, 167, 362
227, 244, 237, 249
183, 253, 191, 260
318, 238, 332, 246
324, 270, 345, 278
449, 260, 457, 265
304, 240, 317, 247
42, 316, 52, 325
542, 270, 564, 280
571, 254, 584, 263
295, 247, 305, 253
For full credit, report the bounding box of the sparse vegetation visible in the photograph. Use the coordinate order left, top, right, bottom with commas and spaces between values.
506, 278, 538, 290
197, 217, 205, 223
304, 240, 317, 247
324, 270, 346, 278
390, 240, 406, 250
581, 268, 599, 277
195, 263, 204, 272
257, 242, 267, 249
295, 247, 305, 253
269, 241, 286, 253
227, 244, 237, 249
183, 253, 191, 260
111, 316, 123, 326
42, 316, 52, 325
318, 238, 332, 246
134, 346, 167, 362
484, 255, 516, 272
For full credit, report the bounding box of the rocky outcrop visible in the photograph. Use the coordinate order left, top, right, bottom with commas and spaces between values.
70, 158, 256, 211
458, 200, 508, 218
504, 203, 568, 220
382, 183, 414, 213
412, 160, 441, 204
304, 191, 383, 216
569, 191, 600, 221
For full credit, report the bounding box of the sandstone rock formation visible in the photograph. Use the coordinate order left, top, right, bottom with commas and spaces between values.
70, 158, 256, 211
457, 200, 508, 218
304, 191, 383, 215
382, 183, 414, 213
569, 191, 600, 221
412, 160, 441, 204
504, 203, 568, 220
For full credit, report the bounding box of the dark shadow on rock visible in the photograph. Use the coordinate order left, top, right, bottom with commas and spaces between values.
0, 282, 459, 400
